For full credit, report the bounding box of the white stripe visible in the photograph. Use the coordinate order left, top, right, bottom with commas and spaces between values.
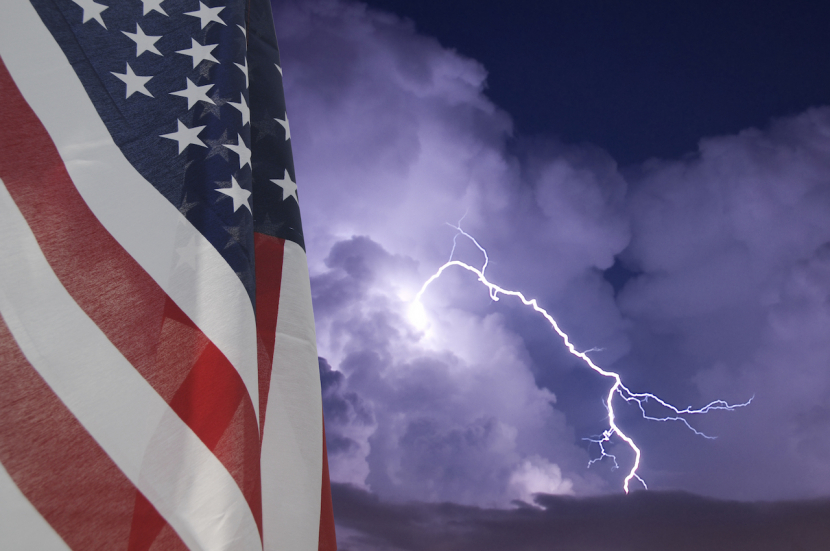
0, 0, 259, 426
0, 462, 71, 551
261, 241, 323, 551
0, 179, 261, 551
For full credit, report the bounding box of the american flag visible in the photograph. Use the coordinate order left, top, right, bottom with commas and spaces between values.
0, 0, 335, 549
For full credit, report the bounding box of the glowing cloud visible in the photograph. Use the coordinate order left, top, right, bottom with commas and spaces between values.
415, 222, 753, 492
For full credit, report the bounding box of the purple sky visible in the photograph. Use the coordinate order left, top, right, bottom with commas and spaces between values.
272, 1, 830, 547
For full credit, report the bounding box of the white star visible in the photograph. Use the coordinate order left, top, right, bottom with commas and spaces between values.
141, 0, 167, 16
122, 23, 162, 57
176, 38, 219, 69
185, 2, 226, 29
223, 134, 251, 169
275, 63, 282, 76
228, 94, 250, 126
235, 58, 249, 88
111, 63, 153, 98
271, 170, 298, 203
170, 78, 215, 109
160, 120, 207, 154
216, 177, 252, 213
175, 236, 198, 269
72, 0, 107, 28
275, 113, 290, 141
237, 24, 247, 38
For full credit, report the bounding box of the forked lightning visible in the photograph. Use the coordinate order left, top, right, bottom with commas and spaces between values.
414, 223, 752, 492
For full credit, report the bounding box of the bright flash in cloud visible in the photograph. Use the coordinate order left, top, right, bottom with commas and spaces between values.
414, 221, 753, 493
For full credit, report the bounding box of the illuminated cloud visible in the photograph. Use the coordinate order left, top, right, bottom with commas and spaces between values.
274, 0, 830, 509
620, 110, 830, 499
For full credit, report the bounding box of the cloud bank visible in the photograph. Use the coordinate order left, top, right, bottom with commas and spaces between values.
273, 0, 830, 512
330, 483, 830, 551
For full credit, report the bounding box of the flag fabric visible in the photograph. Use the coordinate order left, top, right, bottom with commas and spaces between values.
0, 0, 335, 549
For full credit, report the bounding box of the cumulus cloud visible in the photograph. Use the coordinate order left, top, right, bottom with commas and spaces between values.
619, 109, 830, 499
311, 235, 598, 505
275, 0, 830, 506
274, 0, 626, 506
273, 0, 514, 273
508, 455, 574, 503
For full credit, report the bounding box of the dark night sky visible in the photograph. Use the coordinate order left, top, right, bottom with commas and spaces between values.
360, 0, 830, 165
272, 1, 830, 548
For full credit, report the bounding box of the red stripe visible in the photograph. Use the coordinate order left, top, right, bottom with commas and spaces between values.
254, 232, 285, 440
317, 416, 338, 551
0, 317, 189, 551
0, 58, 262, 545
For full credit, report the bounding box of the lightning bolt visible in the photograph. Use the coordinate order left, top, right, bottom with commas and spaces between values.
414, 222, 752, 493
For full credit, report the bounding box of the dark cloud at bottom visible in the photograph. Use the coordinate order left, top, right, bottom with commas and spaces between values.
332, 482, 830, 551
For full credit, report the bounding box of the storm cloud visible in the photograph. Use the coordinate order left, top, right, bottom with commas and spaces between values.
273, 0, 830, 515
330, 482, 830, 551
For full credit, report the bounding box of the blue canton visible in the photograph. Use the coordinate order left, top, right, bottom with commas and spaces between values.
30, 0, 303, 307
